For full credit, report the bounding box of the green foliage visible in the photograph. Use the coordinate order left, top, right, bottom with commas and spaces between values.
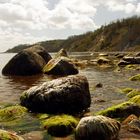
41, 115, 79, 137
6, 16, 140, 52
129, 74, 140, 81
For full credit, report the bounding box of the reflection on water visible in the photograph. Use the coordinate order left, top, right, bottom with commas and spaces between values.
0, 52, 140, 109
0, 52, 140, 139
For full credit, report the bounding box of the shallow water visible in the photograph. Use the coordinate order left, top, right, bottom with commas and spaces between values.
0, 52, 140, 139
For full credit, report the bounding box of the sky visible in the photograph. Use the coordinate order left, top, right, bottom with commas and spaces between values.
0, 0, 140, 52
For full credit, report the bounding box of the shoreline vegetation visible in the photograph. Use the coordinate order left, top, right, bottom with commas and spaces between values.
6, 16, 140, 53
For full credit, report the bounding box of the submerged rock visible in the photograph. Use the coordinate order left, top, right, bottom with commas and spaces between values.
129, 95, 140, 105
96, 57, 111, 65
120, 88, 134, 94
127, 89, 140, 98
97, 102, 140, 119
20, 75, 91, 114
128, 119, 140, 133
2, 46, 51, 76
122, 114, 138, 125
42, 115, 78, 137
0, 105, 27, 122
0, 129, 24, 140
75, 115, 120, 140
43, 57, 78, 75
118, 60, 130, 66
129, 74, 140, 81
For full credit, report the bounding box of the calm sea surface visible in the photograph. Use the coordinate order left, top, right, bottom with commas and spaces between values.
0, 52, 140, 139
0, 52, 139, 110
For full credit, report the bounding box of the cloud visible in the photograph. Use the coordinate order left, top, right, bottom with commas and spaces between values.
0, 28, 48, 52
0, 0, 139, 51
105, 0, 138, 13
136, 3, 140, 13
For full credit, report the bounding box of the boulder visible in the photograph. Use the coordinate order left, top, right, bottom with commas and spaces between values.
25, 45, 52, 63
20, 75, 91, 114
43, 56, 78, 75
75, 115, 120, 140
2, 46, 52, 76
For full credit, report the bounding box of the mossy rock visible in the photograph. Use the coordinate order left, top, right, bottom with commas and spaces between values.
127, 89, 140, 98
120, 88, 134, 94
0, 129, 24, 140
125, 64, 140, 70
129, 74, 140, 81
42, 115, 78, 137
129, 95, 140, 105
96, 102, 140, 119
0, 105, 27, 122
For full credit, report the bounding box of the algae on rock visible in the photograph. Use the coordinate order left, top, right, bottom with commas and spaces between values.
0, 105, 27, 122
0, 129, 24, 140
127, 89, 140, 98
41, 115, 78, 137
129, 74, 140, 81
129, 95, 140, 105
96, 102, 140, 119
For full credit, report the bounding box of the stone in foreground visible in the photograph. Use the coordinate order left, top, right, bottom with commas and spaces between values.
20, 75, 91, 114
75, 115, 120, 140
2, 45, 51, 76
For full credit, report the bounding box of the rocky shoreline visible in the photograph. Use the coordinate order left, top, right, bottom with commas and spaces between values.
1, 46, 140, 140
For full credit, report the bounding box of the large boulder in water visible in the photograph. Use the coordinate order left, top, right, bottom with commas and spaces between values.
25, 45, 52, 63
20, 75, 91, 114
2, 46, 52, 76
43, 56, 78, 75
75, 115, 120, 140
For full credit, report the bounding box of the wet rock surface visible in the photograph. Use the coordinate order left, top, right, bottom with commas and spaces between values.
43, 57, 78, 76
2, 46, 51, 76
20, 75, 91, 114
75, 115, 120, 140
